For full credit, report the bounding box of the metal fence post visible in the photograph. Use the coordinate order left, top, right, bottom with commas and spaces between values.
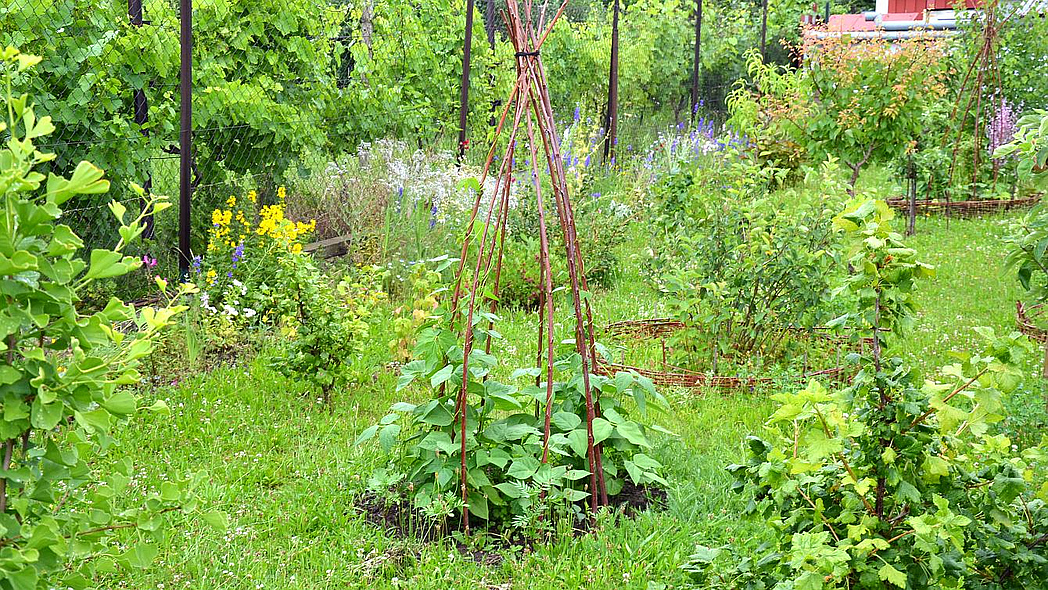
602, 0, 619, 164
457, 0, 476, 163
690, 0, 703, 119
179, 0, 192, 275
129, 0, 154, 238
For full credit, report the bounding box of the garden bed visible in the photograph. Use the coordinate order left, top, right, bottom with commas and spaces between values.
1016, 300, 1048, 343
596, 318, 870, 391
885, 194, 1041, 217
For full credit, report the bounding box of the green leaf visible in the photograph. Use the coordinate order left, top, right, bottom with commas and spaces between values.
507, 456, 540, 480
84, 249, 135, 280
32, 398, 64, 430
354, 425, 379, 445
467, 492, 489, 520
201, 511, 229, 532
46, 161, 110, 204
616, 421, 649, 447
878, 563, 907, 588
420, 402, 455, 427
567, 429, 589, 458
378, 424, 401, 452
552, 411, 582, 431
7, 567, 38, 590
495, 482, 525, 499
73, 409, 112, 433
102, 391, 137, 415
592, 418, 613, 444
429, 364, 454, 387
121, 543, 159, 569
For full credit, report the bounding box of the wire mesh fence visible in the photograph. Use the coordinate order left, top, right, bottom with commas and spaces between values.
1, 0, 755, 278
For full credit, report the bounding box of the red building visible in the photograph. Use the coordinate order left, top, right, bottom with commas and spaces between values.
818, 0, 984, 38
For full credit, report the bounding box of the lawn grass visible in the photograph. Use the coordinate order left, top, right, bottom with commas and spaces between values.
106, 199, 1047, 589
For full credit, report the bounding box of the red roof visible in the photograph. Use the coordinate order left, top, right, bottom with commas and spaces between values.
827, 12, 921, 32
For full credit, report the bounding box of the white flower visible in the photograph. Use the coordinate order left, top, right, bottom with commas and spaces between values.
243, 308, 258, 319
222, 304, 239, 317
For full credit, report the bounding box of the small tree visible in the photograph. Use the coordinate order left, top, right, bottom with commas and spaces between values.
0, 48, 216, 587
731, 36, 948, 195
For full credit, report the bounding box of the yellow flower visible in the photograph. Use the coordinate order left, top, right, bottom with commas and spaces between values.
277, 186, 286, 201
247, 190, 258, 204
226, 195, 237, 208
292, 243, 303, 254
206, 269, 217, 285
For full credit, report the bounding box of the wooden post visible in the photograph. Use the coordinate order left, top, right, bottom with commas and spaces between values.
486, 0, 496, 48
178, 0, 192, 275
602, 0, 620, 164
760, 0, 769, 62
690, 0, 703, 119
457, 0, 476, 163
907, 155, 917, 236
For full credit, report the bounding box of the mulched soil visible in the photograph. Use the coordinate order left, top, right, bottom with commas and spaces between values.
352, 481, 668, 566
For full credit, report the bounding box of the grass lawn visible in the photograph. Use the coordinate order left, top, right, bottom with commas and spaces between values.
106, 208, 1047, 589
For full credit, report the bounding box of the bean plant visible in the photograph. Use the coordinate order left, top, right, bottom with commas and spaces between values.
358, 303, 672, 530
0, 48, 218, 588
685, 200, 1047, 589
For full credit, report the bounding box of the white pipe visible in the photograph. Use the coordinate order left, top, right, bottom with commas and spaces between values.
879, 19, 956, 30
810, 29, 958, 40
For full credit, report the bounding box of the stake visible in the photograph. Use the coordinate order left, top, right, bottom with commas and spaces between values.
907, 154, 917, 236
178, 0, 192, 276
759, 0, 769, 62
602, 0, 620, 164
458, 0, 477, 163
690, 0, 703, 119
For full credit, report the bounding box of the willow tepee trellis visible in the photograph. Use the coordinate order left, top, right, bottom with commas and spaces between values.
448, 0, 609, 532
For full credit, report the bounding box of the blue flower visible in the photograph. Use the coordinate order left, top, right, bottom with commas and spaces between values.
573, 105, 581, 123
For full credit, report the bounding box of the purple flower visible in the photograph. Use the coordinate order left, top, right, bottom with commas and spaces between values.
429, 202, 438, 229
584, 155, 591, 168
988, 97, 1018, 161
192, 255, 202, 273
573, 105, 581, 123
142, 255, 157, 269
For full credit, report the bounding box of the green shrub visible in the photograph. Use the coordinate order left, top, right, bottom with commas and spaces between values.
271, 261, 385, 406
0, 48, 216, 588
685, 200, 1047, 589
653, 178, 840, 370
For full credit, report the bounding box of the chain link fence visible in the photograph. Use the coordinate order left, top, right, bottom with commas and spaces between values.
2, 0, 763, 279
